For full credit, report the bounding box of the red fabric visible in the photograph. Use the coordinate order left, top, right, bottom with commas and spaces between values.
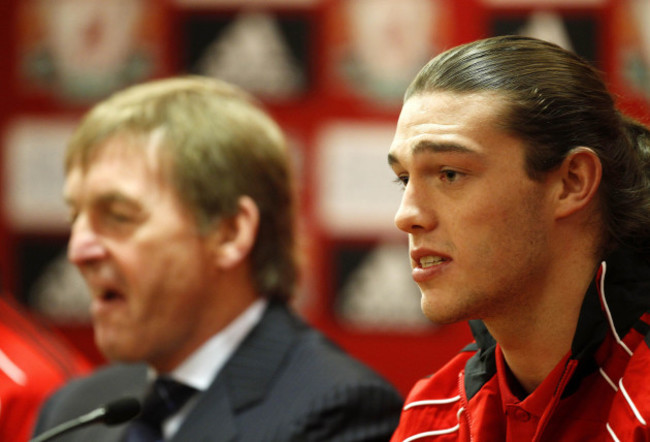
391, 327, 650, 441
0, 296, 92, 442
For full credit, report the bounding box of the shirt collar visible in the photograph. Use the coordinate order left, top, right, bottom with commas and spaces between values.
150, 298, 268, 391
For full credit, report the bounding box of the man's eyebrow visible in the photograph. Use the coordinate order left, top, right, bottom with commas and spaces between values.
64, 191, 137, 209
94, 192, 141, 210
388, 140, 476, 166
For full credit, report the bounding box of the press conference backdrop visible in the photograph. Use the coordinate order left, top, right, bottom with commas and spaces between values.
1, 0, 648, 396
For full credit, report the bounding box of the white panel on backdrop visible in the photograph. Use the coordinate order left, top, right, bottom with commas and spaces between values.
315, 122, 403, 237
3, 118, 77, 232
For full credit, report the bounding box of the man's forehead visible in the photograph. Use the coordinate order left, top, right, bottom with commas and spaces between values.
63, 140, 170, 203
388, 91, 513, 162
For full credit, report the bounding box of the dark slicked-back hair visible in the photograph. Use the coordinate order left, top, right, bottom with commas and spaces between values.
406, 35, 650, 255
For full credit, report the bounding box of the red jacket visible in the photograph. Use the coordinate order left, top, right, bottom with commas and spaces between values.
0, 296, 91, 441
391, 248, 650, 441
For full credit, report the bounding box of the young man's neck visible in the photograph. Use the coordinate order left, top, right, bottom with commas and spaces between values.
485, 252, 600, 393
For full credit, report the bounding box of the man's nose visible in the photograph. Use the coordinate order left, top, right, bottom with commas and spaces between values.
67, 216, 107, 266
394, 183, 436, 233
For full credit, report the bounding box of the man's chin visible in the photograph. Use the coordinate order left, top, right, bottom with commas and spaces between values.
420, 295, 467, 325
95, 334, 141, 363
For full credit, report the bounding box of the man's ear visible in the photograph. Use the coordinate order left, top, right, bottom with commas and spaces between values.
554, 147, 602, 220
208, 196, 260, 270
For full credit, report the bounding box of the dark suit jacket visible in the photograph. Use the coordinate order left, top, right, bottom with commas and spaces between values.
33, 301, 403, 441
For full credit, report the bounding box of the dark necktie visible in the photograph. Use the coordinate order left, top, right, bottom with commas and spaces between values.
123, 377, 198, 442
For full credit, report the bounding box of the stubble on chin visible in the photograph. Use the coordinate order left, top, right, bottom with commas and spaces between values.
419, 288, 470, 325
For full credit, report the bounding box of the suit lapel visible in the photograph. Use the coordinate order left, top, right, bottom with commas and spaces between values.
222, 301, 300, 411
171, 301, 300, 441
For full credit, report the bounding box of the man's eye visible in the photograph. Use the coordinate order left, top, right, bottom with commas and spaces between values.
103, 201, 141, 224
441, 170, 461, 183
109, 212, 134, 223
393, 175, 409, 188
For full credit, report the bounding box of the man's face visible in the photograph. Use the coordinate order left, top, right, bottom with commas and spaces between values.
388, 91, 555, 324
64, 136, 216, 371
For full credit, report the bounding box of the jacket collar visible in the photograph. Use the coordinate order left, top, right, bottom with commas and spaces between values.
463, 320, 497, 400
171, 301, 300, 441
573, 247, 650, 359
218, 300, 301, 411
